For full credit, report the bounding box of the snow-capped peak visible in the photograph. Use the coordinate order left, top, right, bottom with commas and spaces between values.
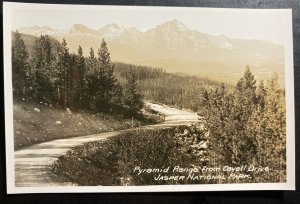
18, 25, 60, 36
98, 23, 125, 38
100, 23, 124, 33
72, 24, 89, 31
160, 19, 187, 31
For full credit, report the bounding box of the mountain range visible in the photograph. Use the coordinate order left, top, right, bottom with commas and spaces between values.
17, 19, 285, 85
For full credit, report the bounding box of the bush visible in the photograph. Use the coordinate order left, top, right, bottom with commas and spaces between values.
51, 125, 211, 186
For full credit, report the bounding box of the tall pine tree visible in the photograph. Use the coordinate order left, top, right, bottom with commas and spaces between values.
12, 31, 30, 98
76, 46, 85, 107
31, 35, 53, 101
84, 47, 102, 109
89, 39, 118, 110
124, 71, 143, 111
97, 39, 116, 101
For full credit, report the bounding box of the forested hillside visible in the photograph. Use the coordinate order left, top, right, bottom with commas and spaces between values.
12, 32, 143, 117
113, 62, 223, 111
13, 31, 222, 112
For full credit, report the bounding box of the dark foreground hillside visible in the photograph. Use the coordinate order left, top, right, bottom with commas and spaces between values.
13, 101, 161, 150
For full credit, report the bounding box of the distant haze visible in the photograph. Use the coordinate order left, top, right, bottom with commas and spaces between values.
12, 6, 288, 45
11, 5, 288, 86
17, 19, 284, 86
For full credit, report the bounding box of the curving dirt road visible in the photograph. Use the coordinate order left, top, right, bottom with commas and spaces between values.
14, 103, 199, 187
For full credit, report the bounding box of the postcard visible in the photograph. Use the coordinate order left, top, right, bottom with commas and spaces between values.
3, 2, 295, 193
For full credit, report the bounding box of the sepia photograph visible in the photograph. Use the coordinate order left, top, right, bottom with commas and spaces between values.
3, 2, 295, 193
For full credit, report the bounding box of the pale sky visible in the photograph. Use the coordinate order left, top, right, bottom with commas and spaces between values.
10, 4, 290, 45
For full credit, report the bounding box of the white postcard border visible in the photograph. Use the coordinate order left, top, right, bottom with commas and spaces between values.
3, 2, 295, 193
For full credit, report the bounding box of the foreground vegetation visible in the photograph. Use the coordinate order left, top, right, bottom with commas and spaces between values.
198, 66, 286, 183
51, 126, 201, 186
51, 121, 278, 185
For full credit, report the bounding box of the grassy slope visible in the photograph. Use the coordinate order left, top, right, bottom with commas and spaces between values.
51, 127, 194, 186
13, 101, 161, 150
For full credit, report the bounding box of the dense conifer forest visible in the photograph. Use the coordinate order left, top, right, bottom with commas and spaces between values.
12, 32, 143, 116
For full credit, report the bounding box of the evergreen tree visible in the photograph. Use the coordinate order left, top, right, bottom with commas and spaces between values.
110, 82, 123, 105
243, 65, 256, 97
256, 80, 267, 110
200, 66, 258, 166
76, 45, 85, 107
235, 65, 257, 121
124, 71, 143, 111
246, 73, 286, 182
62, 45, 85, 108
12, 31, 30, 98
31, 35, 53, 101
262, 73, 286, 181
84, 46, 102, 109
53, 38, 71, 106
97, 39, 117, 101
98, 39, 111, 67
